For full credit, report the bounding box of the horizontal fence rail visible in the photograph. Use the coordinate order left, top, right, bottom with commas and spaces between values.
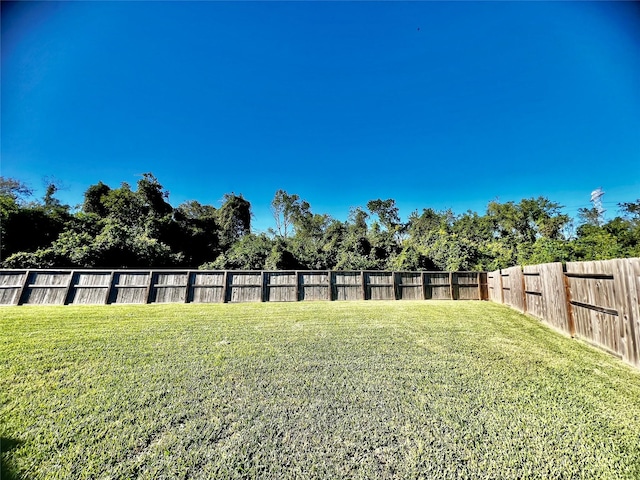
488, 258, 640, 369
0, 270, 489, 306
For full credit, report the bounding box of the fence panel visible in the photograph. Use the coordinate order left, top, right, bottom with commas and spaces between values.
69, 271, 112, 305
333, 272, 363, 301
565, 259, 637, 363
150, 272, 189, 303
425, 272, 451, 299
622, 258, 640, 367
109, 272, 150, 304
190, 272, 225, 303
501, 266, 525, 313
227, 272, 263, 303
0, 270, 28, 305
453, 272, 481, 300
487, 270, 502, 302
487, 259, 640, 369
365, 271, 395, 300
299, 272, 330, 301
396, 272, 423, 300
523, 266, 543, 319
265, 272, 298, 302
22, 271, 71, 305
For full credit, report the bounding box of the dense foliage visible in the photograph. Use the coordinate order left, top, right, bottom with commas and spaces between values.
1, 174, 638, 270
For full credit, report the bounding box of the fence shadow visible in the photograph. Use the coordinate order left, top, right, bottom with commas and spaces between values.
1, 436, 23, 480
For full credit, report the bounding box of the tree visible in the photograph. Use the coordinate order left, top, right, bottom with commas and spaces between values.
102, 183, 146, 227
205, 233, 272, 270
217, 193, 251, 248
366, 198, 401, 233
136, 173, 173, 218
271, 190, 311, 239
171, 201, 220, 266
0, 177, 32, 203
83, 181, 112, 216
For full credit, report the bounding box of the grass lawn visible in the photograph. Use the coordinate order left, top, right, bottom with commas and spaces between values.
1, 301, 640, 479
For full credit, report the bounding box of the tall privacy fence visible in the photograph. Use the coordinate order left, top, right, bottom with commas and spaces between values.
0, 270, 488, 306
488, 258, 640, 368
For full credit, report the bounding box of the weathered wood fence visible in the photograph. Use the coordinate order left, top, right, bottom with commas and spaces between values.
0, 270, 488, 306
488, 258, 640, 368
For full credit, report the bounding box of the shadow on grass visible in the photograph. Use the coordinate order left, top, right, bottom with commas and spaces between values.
1, 437, 23, 480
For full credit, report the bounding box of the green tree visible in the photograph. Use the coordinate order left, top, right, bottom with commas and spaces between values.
205, 233, 272, 270
82, 181, 112, 217
216, 193, 251, 249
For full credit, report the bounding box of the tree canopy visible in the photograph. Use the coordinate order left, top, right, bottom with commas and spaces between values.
1, 174, 638, 270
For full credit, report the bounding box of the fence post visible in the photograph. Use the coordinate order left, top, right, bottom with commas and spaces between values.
361, 271, 366, 300
63, 270, 75, 305
14, 270, 29, 306
392, 272, 398, 300
449, 272, 454, 300
145, 271, 154, 304
222, 271, 229, 303
185, 271, 192, 303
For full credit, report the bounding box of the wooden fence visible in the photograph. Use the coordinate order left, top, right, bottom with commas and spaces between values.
0, 270, 488, 306
488, 258, 640, 368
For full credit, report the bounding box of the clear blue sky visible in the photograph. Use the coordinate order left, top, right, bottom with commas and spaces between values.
2, 1, 639, 232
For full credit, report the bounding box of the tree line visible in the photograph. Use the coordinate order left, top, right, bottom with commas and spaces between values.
1, 174, 638, 271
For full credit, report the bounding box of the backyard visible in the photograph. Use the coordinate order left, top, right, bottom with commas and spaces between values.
1, 301, 640, 479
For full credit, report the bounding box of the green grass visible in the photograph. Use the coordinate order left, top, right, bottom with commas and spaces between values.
2, 301, 640, 479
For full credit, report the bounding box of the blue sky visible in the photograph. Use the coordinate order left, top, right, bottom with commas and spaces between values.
2, 1, 639, 232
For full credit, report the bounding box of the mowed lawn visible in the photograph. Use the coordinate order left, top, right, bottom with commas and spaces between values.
2, 301, 640, 479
